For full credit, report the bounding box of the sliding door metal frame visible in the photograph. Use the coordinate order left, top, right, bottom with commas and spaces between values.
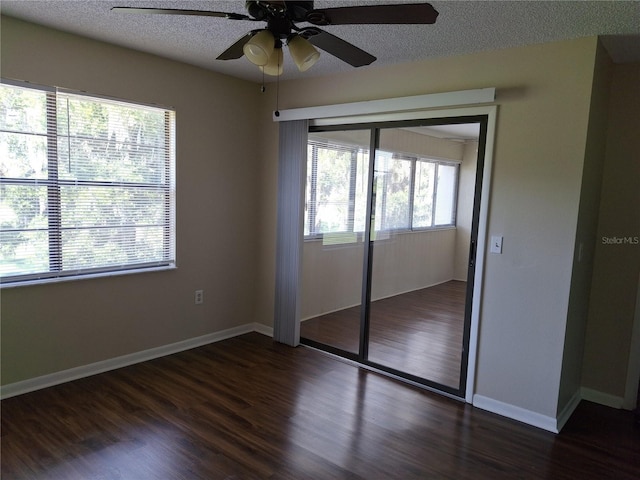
303, 115, 488, 399
458, 116, 489, 394
358, 127, 378, 361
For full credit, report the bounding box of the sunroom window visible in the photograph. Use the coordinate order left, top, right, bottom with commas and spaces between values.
305, 137, 458, 238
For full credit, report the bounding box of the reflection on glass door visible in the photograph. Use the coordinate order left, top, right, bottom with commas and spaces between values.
300, 119, 484, 397
367, 128, 467, 388
300, 129, 371, 355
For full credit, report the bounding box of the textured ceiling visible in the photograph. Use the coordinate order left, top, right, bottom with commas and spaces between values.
2, 0, 640, 83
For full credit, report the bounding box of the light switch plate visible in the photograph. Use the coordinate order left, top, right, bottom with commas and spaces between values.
490, 235, 503, 254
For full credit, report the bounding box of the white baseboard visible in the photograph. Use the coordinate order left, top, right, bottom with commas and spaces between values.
624, 274, 640, 410
472, 394, 559, 433
1, 322, 273, 400
253, 323, 274, 337
580, 387, 624, 409
556, 390, 582, 432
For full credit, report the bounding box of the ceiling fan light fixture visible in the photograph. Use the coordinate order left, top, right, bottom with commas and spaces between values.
260, 48, 284, 76
288, 35, 320, 72
243, 30, 275, 66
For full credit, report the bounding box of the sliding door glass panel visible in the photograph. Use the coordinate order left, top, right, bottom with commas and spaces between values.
367, 127, 465, 389
300, 129, 371, 354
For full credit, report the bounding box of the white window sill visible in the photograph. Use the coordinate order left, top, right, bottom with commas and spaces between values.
0, 265, 177, 289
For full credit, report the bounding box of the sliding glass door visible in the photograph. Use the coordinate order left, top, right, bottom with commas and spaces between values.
300, 129, 371, 355
300, 118, 486, 397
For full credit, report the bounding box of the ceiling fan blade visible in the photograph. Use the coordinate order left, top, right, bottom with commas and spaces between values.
216, 32, 256, 60
306, 3, 438, 25
111, 7, 252, 21
304, 30, 376, 67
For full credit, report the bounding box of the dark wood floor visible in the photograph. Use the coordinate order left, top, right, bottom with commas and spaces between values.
301, 280, 466, 387
2, 333, 639, 479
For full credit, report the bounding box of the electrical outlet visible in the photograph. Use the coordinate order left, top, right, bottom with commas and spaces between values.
194, 289, 204, 305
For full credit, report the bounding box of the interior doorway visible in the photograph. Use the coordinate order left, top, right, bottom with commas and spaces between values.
299, 116, 488, 397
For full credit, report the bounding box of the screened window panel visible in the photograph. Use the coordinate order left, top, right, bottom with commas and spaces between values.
434, 164, 458, 226
0, 85, 48, 134
352, 149, 370, 233
413, 160, 435, 228
375, 154, 411, 231
0, 132, 49, 179
0, 184, 49, 276
0, 229, 50, 276
0, 81, 175, 284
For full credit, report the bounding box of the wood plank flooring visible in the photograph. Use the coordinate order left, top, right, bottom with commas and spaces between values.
2, 332, 639, 479
300, 280, 466, 387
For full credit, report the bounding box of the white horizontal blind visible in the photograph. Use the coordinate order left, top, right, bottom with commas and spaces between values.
0, 82, 176, 284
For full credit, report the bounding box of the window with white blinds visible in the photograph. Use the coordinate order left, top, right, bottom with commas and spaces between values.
0, 81, 176, 285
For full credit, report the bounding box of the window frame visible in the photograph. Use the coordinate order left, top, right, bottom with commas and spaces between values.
0, 79, 176, 287
412, 157, 460, 231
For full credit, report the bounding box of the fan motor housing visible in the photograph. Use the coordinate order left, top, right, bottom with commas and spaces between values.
245, 1, 314, 22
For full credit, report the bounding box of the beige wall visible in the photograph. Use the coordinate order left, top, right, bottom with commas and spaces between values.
581, 62, 640, 400
301, 228, 457, 320
378, 128, 465, 159
256, 37, 601, 420
0, 17, 262, 384
558, 40, 613, 413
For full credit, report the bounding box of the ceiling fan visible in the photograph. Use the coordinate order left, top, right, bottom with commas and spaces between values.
112, 1, 439, 75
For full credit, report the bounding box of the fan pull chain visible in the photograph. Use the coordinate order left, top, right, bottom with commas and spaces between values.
274, 64, 280, 117
259, 53, 281, 117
